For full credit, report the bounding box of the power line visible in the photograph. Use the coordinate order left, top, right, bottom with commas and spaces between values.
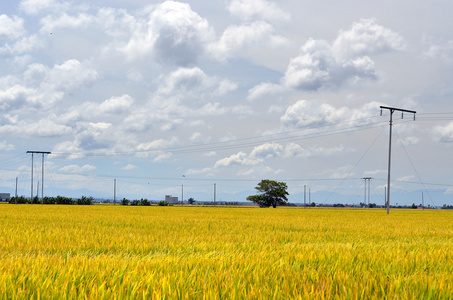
394, 128, 435, 207
50, 116, 387, 158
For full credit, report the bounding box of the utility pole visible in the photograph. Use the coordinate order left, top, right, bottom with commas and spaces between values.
214, 183, 216, 206
15, 177, 18, 204
114, 179, 116, 205
27, 151, 51, 204
362, 177, 372, 209
181, 184, 184, 205
304, 185, 306, 208
422, 192, 424, 210
380, 106, 416, 214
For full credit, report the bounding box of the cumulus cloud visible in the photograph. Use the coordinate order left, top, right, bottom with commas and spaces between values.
250, 142, 283, 159
0, 140, 15, 151
228, 0, 290, 23
122, 164, 137, 170
423, 36, 453, 64
19, 0, 68, 15
0, 119, 72, 137
59, 164, 96, 173
2, 59, 98, 109
213, 140, 345, 170
122, 1, 213, 65
158, 67, 209, 95
282, 19, 404, 91
433, 122, 453, 143
0, 34, 43, 56
157, 67, 237, 98
0, 15, 26, 40
210, 21, 288, 61
40, 12, 94, 33
99, 95, 134, 114
135, 137, 179, 161
22, 59, 98, 107
247, 82, 287, 101
280, 99, 379, 130
214, 151, 260, 168
332, 18, 405, 59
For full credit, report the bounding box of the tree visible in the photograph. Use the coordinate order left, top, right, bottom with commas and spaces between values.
187, 197, 196, 205
247, 179, 289, 208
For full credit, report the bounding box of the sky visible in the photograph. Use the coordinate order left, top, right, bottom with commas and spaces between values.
1, 0, 453, 206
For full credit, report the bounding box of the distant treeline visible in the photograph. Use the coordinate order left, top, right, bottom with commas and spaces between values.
9, 196, 93, 205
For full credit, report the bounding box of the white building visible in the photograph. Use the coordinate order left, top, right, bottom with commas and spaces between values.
0, 193, 10, 201
165, 195, 178, 204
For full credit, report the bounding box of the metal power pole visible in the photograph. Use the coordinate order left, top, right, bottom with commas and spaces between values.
214, 183, 216, 206
362, 177, 372, 209
304, 185, 306, 208
27, 151, 51, 204
30, 152, 33, 203
380, 106, 416, 214
15, 177, 18, 204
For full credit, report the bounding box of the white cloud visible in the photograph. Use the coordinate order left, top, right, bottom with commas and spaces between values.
228, 0, 290, 23
0, 140, 15, 151
59, 164, 96, 173
26, 59, 98, 107
158, 67, 209, 95
281, 100, 345, 129
282, 19, 404, 91
122, 1, 213, 64
423, 36, 453, 64
40, 12, 93, 33
19, 0, 67, 15
250, 142, 283, 159
396, 175, 415, 182
0, 34, 43, 56
122, 164, 137, 170
136, 137, 179, 152
99, 95, 134, 114
0, 15, 26, 40
280, 99, 378, 130
433, 122, 453, 143
247, 82, 287, 101
0, 119, 72, 137
332, 18, 405, 59
210, 21, 288, 61
214, 151, 260, 168
157, 67, 237, 99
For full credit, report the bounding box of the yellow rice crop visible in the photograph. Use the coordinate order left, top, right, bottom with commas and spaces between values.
0, 204, 452, 299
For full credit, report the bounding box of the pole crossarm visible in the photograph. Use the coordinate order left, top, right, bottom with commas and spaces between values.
26, 151, 51, 154
380, 106, 416, 114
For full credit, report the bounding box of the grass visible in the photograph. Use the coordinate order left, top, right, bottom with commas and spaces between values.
0, 204, 452, 299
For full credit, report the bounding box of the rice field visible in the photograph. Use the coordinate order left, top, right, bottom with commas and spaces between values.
0, 204, 452, 299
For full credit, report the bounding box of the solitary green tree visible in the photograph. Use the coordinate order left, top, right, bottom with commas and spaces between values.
247, 179, 289, 208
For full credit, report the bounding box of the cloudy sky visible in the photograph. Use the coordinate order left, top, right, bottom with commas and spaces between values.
1, 0, 453, 206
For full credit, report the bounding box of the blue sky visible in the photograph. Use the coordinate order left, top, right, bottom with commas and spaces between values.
1, 0, 453, 206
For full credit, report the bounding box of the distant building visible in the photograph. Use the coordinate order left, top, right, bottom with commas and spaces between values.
0, 193, 10, 202
165, 195, 178, 204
